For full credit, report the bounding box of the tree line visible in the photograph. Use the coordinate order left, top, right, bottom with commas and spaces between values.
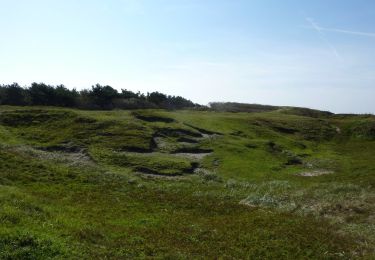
0, 83, 201, 110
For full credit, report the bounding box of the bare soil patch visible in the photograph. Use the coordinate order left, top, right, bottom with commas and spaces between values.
173, 152, 212, 160
296, 170, 334, 177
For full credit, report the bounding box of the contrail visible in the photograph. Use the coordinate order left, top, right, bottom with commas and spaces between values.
314, 27, 375, 38
304, 18, 375, 38
306, 17, 341, 59
306, 18, 322, 34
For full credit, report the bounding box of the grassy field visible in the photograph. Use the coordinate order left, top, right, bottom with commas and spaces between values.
0, 105, 374, 259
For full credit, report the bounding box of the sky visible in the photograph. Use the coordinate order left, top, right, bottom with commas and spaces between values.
1, 0, 375, 113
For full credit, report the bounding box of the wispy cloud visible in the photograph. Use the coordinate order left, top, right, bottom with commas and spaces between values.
303, 16, 375, 38
306, 18, 323, 34
312, 27, 375, 38
305, 18, 341, 59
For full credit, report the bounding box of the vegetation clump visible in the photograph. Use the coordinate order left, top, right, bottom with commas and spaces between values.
0, 232, 66, 259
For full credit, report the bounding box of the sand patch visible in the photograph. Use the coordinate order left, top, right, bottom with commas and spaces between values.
296, 170, 334, 177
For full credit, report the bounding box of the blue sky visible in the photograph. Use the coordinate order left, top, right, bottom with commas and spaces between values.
1, 0, 375, 113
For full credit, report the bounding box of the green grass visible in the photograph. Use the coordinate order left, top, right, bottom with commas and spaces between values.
0, 106, 374, 258
92, 149, 195, 176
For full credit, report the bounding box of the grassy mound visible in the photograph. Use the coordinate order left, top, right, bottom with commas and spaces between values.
0, 105, 374, 258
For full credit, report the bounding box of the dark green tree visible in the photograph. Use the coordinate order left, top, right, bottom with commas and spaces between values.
0, 83, 27, 105
54, 85, 79, 107
28, 83, 56, 105
88, 84, 119, 109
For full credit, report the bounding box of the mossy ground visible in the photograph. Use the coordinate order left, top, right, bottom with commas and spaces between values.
0, 106, 374, 258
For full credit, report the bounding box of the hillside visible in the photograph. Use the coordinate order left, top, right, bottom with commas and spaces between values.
0, 105, 375, 258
